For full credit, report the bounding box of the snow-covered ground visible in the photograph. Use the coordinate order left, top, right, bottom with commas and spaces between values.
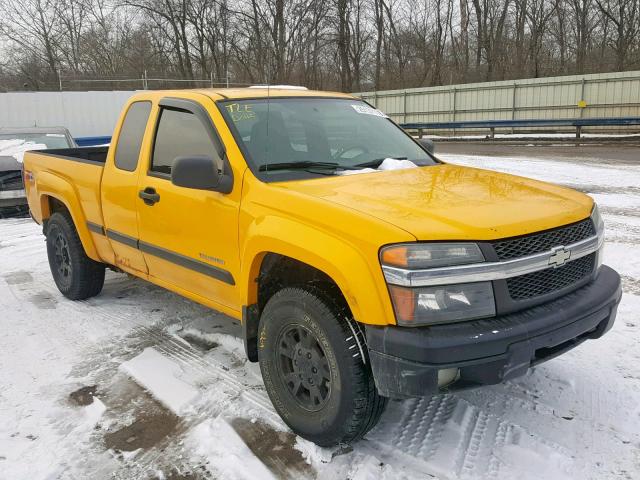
1, 153, 639, 479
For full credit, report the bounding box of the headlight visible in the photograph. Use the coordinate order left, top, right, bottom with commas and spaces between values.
381, 242, 494, 326
388, 282, 495, 325
380, 243, 485, 269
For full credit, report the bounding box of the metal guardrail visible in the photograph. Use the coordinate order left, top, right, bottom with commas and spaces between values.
401, 117, 640, 138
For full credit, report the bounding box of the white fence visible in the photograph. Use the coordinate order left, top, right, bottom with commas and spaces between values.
0, 90, 136, 137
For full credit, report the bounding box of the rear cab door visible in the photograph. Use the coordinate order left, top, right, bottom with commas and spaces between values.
135, 92, 242, 317
100, 97, 154, 273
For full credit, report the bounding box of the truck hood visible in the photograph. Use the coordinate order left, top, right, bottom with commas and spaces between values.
275, 163, 594, 240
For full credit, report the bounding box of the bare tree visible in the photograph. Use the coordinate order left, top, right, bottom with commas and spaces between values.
56, 0, 88, 72
0, 0, 62, 85
596, 0, 640, 70
335, 0, 353, 90
1, 0, 639, 92
457, 0, 471, 80
472, 0, 512, 80
525, 0, 555, 77
568, 0, 599, 73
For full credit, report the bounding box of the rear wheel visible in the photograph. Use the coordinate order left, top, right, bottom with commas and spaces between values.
258, 287, 387, 446
46, 212, 105, 300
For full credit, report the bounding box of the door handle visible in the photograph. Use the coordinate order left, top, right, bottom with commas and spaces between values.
138, 187, 160, 206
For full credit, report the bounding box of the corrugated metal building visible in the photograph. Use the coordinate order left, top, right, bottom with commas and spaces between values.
354, 71, 640, 132
0, 91, 135, 137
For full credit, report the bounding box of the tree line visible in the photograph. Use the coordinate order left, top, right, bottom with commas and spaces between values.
0, 0, 639, 92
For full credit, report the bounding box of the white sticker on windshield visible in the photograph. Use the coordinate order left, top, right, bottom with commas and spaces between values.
46, 134, 66, 137
351, 104, 388, 118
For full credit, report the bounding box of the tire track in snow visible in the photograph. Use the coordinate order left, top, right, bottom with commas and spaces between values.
366, 390, 573, 480
99, 326, 285, 479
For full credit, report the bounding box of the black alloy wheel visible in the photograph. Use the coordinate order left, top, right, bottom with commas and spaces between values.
52, 229, 73, 289
277, 324, 332, 411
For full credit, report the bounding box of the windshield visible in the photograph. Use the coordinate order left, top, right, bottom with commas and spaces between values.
219, 98, 437, 181
0, 133, 72, 149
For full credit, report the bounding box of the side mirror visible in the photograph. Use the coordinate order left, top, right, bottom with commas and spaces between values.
417, 137, 435, 154
171, 155, 232, 193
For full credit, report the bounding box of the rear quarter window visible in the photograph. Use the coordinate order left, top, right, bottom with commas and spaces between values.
114, 101, 152, 171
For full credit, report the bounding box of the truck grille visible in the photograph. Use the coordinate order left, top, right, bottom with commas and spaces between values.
506, 254, 596, 300
492, 218, 595, 261
0, 170, 24, 191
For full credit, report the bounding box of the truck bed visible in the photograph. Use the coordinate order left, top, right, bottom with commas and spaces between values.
38, 146, 109, 165
23, 147, 108, 227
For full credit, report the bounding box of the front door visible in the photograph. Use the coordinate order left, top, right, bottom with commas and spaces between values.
101, 100, 153, 274
135, 95, 241, 313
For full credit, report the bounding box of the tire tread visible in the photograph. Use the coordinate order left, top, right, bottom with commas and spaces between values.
262, 285, 387, 446
46, 212, 105, 300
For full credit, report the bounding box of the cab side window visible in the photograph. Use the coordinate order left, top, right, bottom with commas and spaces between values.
151, 107, 222, 175
114, 101, 152, 171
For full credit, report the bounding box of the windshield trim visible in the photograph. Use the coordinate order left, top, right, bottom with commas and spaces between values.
216, 97, 438, 183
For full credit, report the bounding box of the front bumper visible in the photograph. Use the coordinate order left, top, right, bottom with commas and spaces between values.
366, 265, 622, 398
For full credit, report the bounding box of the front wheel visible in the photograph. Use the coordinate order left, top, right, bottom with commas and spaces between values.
46, 212, 105, 300
258, 287, 387, 446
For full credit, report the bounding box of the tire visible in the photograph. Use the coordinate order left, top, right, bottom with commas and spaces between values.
258, 287, 387, 446
45, 212, 105, 300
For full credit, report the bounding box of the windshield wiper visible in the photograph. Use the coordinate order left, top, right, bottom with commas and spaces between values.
353, 156, 407, 169
258, 161, 359, 172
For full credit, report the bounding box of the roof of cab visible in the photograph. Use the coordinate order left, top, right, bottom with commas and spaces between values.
194, 87, 355, 101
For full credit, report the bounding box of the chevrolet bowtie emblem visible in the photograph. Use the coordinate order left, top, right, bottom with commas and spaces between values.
548, 246, 571, 267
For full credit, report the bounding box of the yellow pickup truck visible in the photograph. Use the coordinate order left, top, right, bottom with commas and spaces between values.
23, 87, 622, 446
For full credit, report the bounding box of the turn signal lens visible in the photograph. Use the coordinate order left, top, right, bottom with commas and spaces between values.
388, 285, 416, 322
381, 246, 408, 267
381, 243, 484, 269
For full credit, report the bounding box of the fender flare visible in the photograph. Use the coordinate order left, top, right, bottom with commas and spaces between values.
240, 215, 393, 326
37, 171, 101, 262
